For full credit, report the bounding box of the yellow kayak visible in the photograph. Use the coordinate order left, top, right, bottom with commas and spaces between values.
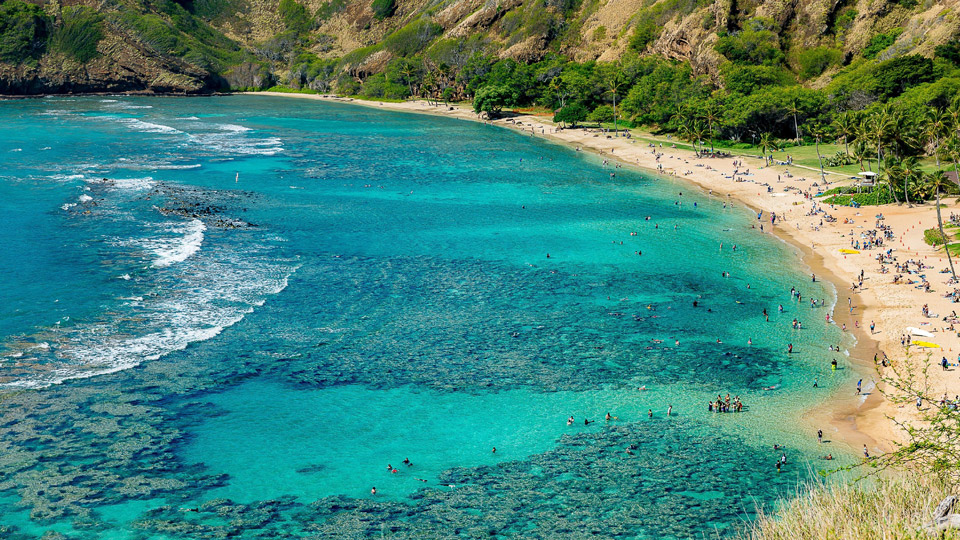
912, 340, 940, 348
839, 249, 860, 254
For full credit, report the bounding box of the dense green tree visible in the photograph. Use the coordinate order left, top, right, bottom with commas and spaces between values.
472, 84, 517, 115
721, 64, 792, 95
872, 55, 937, 100
0, 0, 49, 63
714, 18, 784, 66
553, 102, 588, 127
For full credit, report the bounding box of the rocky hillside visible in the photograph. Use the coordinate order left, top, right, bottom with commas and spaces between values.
0, 0, 958, 94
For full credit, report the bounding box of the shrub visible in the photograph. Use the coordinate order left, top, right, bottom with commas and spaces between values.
628, 18, 660, 52
871, 54, 936, 99
862, 28, 901, 59
935, 39, 960, 66
821, 187, 894, 206
51, 6, 103, 63
361, 72, 409, 99
794, 46, 841, 79
831, 7, 857, 35
316, 0, 349, 20
382, 19, 441, 56
925, 227, 949, 246
278, 0, 312, 34
371, 0, 396, 20
587, 104, 614, 123
715, 18, 784, 66
0, 0, 49, 63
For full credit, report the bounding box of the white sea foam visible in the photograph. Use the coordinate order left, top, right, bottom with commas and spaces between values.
61, 203, 77, 210
110, 161, 202, 171
218, 123, 252, 132
0, 247, 299, 390
100, 99, 118, 103
119, 118, 182, 134
150, 219, 206, 268
118, 274, 132, 281
10, 148, 21, 152
50, 174, 85, 182
78, 194, 93, 203
85, 176, 156, 191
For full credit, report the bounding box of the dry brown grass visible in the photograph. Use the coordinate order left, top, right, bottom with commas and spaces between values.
739, 472, 960, 540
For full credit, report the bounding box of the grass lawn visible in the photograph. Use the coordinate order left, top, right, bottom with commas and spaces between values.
580, 121, 946, 181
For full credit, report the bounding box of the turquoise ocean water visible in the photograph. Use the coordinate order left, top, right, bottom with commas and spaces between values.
0, 95, 859, 538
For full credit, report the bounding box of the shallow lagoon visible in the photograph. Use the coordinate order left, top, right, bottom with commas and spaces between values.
0, 95, 857, 538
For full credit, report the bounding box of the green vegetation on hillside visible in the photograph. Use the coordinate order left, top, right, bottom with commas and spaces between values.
50, 6, 103, 63
0, 0, 49, 64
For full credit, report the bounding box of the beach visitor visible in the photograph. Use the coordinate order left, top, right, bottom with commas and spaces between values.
817, 429, 823, 444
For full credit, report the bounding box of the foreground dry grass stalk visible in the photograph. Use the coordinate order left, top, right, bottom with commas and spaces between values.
739, 473, 960, 540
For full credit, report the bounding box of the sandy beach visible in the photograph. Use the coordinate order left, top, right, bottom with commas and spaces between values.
245, 91, 960, 455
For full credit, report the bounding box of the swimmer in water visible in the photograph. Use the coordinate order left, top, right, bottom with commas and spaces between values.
567, 416, 574, 425
371, 487, 377, 495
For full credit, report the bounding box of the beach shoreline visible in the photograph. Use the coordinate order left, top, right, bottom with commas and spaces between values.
240, 91, 958, 456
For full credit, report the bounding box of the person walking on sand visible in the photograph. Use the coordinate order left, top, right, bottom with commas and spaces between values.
817, 429, 823, 444
863, 445, 869, 459
856, 379, 862, 395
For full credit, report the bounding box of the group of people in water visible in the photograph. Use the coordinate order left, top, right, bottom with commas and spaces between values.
709, 394, 744, 413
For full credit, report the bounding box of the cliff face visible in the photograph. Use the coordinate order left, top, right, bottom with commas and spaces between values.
1, 0, 959, 94
0, 32, 215, 94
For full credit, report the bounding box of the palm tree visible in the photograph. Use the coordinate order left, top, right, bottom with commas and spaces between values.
810, 123, 828, 184
758, 132, 777, 165
866, 110, 897, 204
549, 76, 570, 110
927, 169, 958, 280
833, 112, 857, 158
602, 62, 627, 137
852, 140, 871, 172
893, 156, 923, 208
949, 97, 960, 141
925, 108, 950, 169
786, 101, 802, 144
701, 105, 722, 154
942, 134, 960, 187
688, 121, 708, 154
